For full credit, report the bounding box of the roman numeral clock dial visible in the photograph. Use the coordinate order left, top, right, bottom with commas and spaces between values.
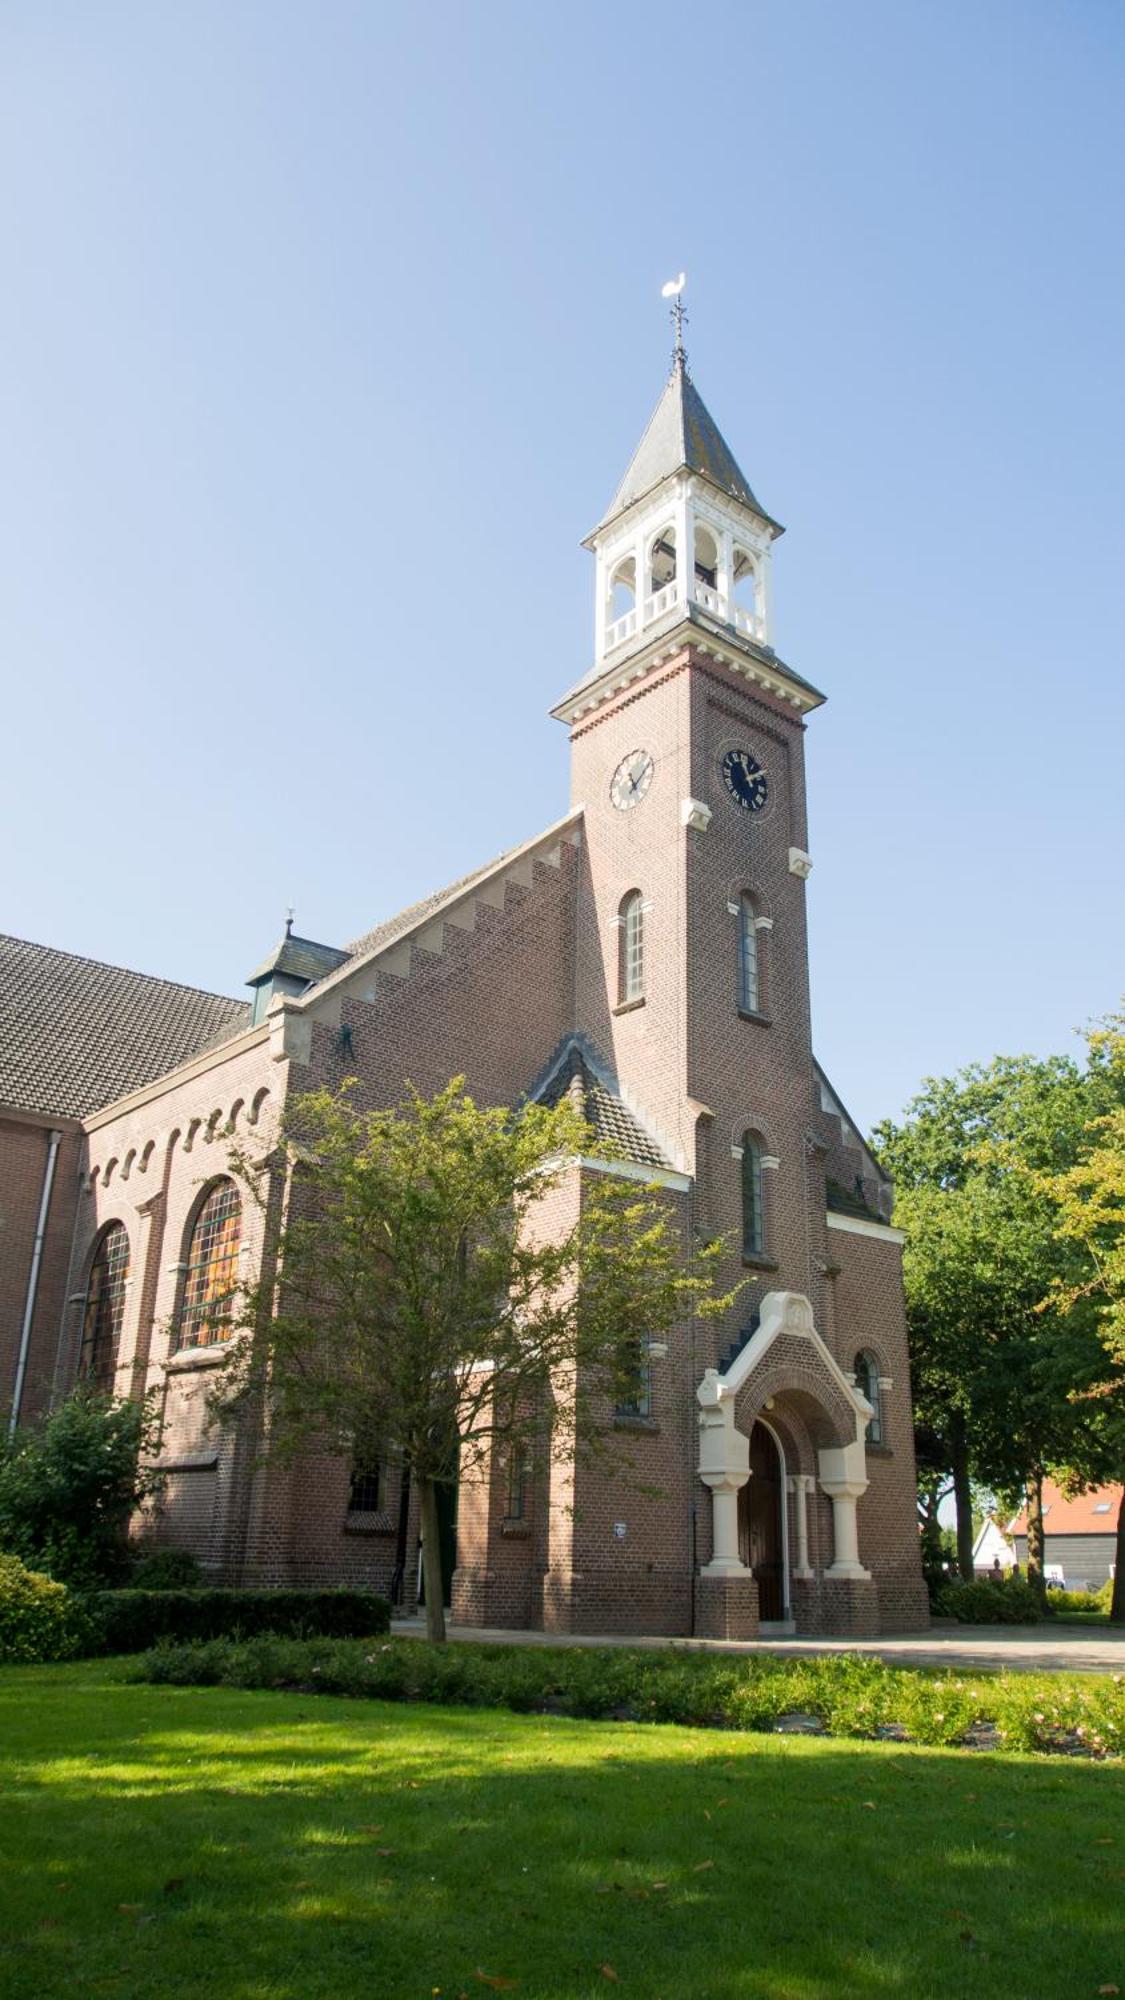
721, 748, 769, 815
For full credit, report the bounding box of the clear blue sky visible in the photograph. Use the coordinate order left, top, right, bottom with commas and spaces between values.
3, 2, 1122, 1131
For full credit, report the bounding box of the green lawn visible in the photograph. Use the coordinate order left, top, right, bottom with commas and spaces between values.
0, 1663, 1121, 2000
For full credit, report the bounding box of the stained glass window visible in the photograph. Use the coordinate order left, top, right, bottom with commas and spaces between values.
739, 895, 760, 1013
177, 1180, 241, 1349
80, 1223, 129, 1395
620, 891, 645, 1004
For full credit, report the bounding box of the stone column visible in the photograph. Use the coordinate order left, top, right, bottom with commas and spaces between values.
817, 1438, 871, 1581
695, 1369, 758, 1639
788, 1472, 815, 1580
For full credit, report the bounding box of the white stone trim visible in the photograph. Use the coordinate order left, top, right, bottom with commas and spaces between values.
682, 798, 713, 832
717, 1290, 873, 1427
826, 1212, 905, 1245
788, 847, 813, 880
760, 1154, 780, 1171
573, 1154, 691, 1193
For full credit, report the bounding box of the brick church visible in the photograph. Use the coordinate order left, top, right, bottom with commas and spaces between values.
0, 334, 929, 1639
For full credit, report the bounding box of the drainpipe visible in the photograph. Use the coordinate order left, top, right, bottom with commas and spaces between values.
9, 1128, 62, 1438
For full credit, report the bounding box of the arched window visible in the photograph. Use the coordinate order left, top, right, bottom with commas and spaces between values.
738, 895, 760, 1014
741, 1134, 765, 1259
80, 1223, 129, 1396
177, 1179, 242, 1349
619, 890, 645, 1004
854, 1351, 884, 1445
608, 555, 636, 622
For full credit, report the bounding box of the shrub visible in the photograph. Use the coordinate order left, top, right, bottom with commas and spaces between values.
935, 1575, 1041, 1624
125, 1546, 203, 1592
133, 1634, 1125, 1759
84, 1587, 391, 1655
1045, 1581, 1113, 1617
0, 1391, 162, 1587
0, 1552, 77, 1664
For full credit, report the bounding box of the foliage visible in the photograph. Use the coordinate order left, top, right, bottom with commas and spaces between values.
212, 1079, 736, 1638
934, 1576, 1041, 1624
0, 1390, 163, 1588
1040, 1012, 1125, 1364
0, 1554, 77, 1664
125, 1545, 203, 1591
81, 1586, 390, 1655
873, 1052, 1118, 1582
1046, 1580, 1113, 1617
3, 1668, 1122, 2000
133, 1633, 1125, 1759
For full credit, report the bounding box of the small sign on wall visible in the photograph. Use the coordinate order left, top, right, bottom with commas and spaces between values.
613, 1522, 627, 1539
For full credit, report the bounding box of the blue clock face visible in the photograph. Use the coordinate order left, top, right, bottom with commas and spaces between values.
722, 749, 768, 814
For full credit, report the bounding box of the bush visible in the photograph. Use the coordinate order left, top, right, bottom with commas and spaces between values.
0, 1552, 78, 1664
133, 1634, 1125, 1758
0, 1391, 162, 1587
1046, 1579, 1114, 1617
935, 1575, 1042, 1623
84, 1587, 391, 1655
125, 1546, 203, 1592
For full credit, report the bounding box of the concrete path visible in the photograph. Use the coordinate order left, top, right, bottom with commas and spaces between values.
392, 1615, 1124, 1676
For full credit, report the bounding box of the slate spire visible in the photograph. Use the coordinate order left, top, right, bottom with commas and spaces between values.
595, 350, 779, 535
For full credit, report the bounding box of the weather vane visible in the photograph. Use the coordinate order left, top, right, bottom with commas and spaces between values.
662, 272, 687, 370
285, 906, 295, 937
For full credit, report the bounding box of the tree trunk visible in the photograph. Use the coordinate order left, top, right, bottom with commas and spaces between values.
1110, 1488, 1125, 1625
950, 1416, 974, 1582
1025, 1471, 1047, 1611
417, 1475, 447, 1644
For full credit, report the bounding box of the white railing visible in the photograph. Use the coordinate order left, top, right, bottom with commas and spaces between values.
605, 606, 638, 651
604, 575, 767, 658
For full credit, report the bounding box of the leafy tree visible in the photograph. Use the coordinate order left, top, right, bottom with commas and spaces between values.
1036, 1013, 1125, 1620
0, 1390, 162, 1587
212, 1079, 735, 1641
873, 1055, 1113, 1589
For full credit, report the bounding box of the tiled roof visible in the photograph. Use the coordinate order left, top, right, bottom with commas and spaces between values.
1009, 1481, 1122, 1538
0, 934, 251, 1120
531, 1041, 671, 1172
595, 359, 780, 532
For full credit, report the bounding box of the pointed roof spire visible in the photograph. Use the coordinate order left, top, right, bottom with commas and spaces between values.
591, 280, 782, 537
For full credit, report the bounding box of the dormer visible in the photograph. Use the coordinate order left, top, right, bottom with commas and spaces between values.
584, 352, 785, 671
246, 922, 350, 1026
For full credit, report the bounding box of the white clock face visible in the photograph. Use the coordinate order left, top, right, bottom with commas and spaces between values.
610, 748, 654, 811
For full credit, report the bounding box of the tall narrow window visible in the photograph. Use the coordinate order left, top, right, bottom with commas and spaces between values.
620, 890, 645, 1004
348, 1460, 382, 1513
80, 1223, 129, 1396
738, 895, 760, 1014
854, 1351, 883, 1445
615, 1336, 652, 1420
741, 1134, 765, 1259
506, 1444, 530, 1520
177, 1179, 242, 1349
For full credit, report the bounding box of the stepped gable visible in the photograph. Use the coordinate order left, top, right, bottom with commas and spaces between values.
0, 933, 250, 1120
529, 1038, 671, 1172
345, 853, 519, 963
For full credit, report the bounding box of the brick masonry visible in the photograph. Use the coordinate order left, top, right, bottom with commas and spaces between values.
4, 476, 929, 1641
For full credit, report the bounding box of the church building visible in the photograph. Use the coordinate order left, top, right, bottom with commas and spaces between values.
0, 331, 929, 1639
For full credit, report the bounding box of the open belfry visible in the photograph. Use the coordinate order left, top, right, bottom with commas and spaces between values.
1, 309, 929, 1638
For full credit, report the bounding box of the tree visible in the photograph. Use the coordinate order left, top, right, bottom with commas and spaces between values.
0, 1389, 162, 1587
1036, 1012, 1125, 1620
212, 1079, 735, 1641
873, 1054, 1113, 1589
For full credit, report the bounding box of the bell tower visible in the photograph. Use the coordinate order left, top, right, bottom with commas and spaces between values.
553, 295, 827, 1209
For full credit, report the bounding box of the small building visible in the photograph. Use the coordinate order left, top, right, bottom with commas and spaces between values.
972, 1517, 1015, 1577
1009, 1482, 1122, 1592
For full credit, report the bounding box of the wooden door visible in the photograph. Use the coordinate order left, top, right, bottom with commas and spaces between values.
738, 1423, 785, 1619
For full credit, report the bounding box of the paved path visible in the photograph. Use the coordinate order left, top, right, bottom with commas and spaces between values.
392, 1616, 1124, 1676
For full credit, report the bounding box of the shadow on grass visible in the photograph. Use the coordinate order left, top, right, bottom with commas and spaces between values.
0, 1668, 1121, 2000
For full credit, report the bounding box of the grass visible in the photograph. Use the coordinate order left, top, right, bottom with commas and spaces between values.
1, 1662, 1122, 1999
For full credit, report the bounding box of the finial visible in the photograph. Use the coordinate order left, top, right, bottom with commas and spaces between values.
661, 271, 688, 373
285, 906, 294, 937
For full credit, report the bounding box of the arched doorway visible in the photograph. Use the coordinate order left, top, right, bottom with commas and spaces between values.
738, 1421, 789, 1622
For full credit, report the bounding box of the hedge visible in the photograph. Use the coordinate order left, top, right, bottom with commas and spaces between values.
0, 1553, 78, 1664
133, 1633, 1125, 1758
934, 1576, 1041, 1623
83, 1587, 391, 1655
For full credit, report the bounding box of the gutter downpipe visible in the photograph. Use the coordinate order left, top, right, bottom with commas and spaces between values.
9, 1128, 62, 1439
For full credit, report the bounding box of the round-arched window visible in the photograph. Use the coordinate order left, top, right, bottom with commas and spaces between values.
80, 1223, 130, 1396
177, 1180, 242, 1349
854, 1350, 883, 1445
